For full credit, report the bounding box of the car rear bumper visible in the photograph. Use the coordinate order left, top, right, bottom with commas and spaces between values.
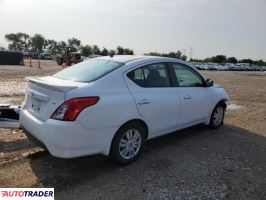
19, 109, 118, 158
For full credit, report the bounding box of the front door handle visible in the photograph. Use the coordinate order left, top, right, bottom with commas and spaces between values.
138, 99, 151, 105
183, 95, 191, 100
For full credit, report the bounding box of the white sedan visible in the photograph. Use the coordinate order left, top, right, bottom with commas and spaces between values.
20, 56, 229, 164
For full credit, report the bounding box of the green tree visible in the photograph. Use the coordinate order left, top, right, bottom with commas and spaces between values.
67, 38, 81, 50
240, 59, 253, 65
204, 55, 226, 63
45, 39, 58, 54
190, 58, 202, 62
19, 33, 31, 51
175, 51, 182, 59
44, 39, 49, 50
124, 48, 134, 55
144, 52, 162, 56
254, 60, 266, 66
168, 52, 176, 58
31, 34, 45, 53
5, 33, 30, 51
116, 46, 125, 55
108, 49, 116, 56
227, 57, 238, 63
56, 41, 67, 54
80, 45, 92, 57
181, 55, 187, 61
101, 47, 109, 56
5, 33, 20, 51
91, 45, 101, 55
214, 55, 227, 63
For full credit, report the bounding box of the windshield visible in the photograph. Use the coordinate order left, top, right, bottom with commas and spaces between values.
53, 59, 123, 82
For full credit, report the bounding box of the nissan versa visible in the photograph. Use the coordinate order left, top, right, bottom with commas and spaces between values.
19, 56, 229, 164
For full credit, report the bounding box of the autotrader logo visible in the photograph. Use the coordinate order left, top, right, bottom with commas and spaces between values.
0, 188, 54, 199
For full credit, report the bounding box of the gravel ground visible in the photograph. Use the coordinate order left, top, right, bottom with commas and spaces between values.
0, 61, 266, 199
0, 59, 61, 104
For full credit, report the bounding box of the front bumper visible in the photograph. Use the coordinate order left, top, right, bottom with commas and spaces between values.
19, 109, 118, 158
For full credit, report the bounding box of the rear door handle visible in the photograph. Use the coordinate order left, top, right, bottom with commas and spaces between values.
138, 99, 151, 105
183, 95, 191, 100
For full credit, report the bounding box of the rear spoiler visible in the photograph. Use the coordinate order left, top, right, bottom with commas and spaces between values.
26, 76, 80, 93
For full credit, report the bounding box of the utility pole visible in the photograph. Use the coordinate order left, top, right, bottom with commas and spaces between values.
182, 49, 186, 56
189, 47, 193, 61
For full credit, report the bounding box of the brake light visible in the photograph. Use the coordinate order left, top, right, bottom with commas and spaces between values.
51, 97, 100, 121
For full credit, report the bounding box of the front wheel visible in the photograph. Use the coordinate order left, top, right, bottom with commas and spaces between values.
209, 104, 225, 129
110, 122, 146, 165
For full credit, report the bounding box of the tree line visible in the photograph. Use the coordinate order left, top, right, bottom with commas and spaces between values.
144, 51, 187, 61
190, 55, 266, 66
4, 32, 266, 66
4, 33, 134, 56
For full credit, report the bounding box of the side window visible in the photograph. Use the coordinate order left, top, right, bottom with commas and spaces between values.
127, 68, 145, 87
172, 63, 203, 87
143, 63, 171, 87
127, 63, 171, 88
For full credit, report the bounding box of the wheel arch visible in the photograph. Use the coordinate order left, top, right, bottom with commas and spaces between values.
103, 118, 149, 156
216, 99, 227, 110
211, 99, 227, 116
116, 119, 149, 139
204, 99, 228, 125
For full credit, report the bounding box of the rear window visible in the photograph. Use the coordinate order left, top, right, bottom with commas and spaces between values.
53, 59, 123, 82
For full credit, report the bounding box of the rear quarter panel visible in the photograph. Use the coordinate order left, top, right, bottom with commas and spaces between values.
65, 70, 141, 130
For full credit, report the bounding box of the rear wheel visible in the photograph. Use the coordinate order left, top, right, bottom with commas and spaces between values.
110, 122, 146, 165
209, 104, 225, 128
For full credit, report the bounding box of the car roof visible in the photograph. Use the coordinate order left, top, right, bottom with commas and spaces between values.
96, 55, 182, 64
94, 55, 203, 77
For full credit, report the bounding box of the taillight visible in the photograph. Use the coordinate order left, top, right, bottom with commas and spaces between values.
51, 97, 100, 121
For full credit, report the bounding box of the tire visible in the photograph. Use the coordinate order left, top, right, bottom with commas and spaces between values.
209, 104, 225, 129
56, 56, 63, 65
110, 122, 146, 165
65, 58, 71, 66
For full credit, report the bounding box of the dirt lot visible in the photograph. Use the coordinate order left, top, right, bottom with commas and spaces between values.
0, 60, 265, 199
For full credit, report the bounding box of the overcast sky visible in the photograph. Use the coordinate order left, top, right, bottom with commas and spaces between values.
0, 0, 265, 59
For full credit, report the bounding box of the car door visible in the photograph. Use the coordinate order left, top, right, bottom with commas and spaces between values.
170, 62, 212, 126
124, 63, 180, 138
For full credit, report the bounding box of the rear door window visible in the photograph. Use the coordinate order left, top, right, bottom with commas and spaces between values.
127, 68, 145, 87
127, 63, 171, 87
143, 63, 171, 87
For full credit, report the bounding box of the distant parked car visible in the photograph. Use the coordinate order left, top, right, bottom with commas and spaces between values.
219, 65, 230, 71
20, 56, 229, 164
30, 53, 39, 59
40, 53, 52, 60
22, 51, 31, 58
0, 47, 8, 51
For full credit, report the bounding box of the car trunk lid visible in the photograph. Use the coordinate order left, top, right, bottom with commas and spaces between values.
25, 76, 87, 121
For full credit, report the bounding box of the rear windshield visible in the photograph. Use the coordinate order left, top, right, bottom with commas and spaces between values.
53, 59, 123, 82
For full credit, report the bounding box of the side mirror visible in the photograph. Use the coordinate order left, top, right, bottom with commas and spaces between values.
205, 79, 213, 87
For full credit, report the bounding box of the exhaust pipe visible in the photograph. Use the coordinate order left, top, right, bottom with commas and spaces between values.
0, 104, 20, 128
